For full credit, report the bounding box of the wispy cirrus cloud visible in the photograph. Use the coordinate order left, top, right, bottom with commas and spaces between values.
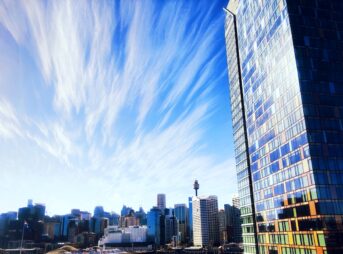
0, 99, 23, 139
0, 0, 235, 214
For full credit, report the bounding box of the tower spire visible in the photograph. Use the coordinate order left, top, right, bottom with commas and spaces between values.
193, 180, 199, 196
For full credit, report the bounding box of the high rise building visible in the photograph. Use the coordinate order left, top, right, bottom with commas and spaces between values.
218, 209, 228, 244
0, 211, 17, 247
164, 215, 178, 245
192, 195, 219, 247
71, 209, 81, 217
0, 212, 17, 235
157, 194, 166, 212
80, 211, 91, 221
109, 213, 120, 226
164, 208, 174, 217
224, 204, 242, 244
228, 196, 243, 244
43, 216, 61, 241
232, 195, 240, 209
17, 201, 45, 242
94, 206, 104, 218
147, 207, 162, 246
119, 209, 139, 228
188, 197, 193, 244
121, 205, 134, 217
135, 207, 147, 226
225, 0, 343, 253
174, 204, 188, 243
91, 216, 108, 240
61, 214, 75, 239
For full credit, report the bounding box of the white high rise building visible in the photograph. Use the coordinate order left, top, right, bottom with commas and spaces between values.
157, 194, 166, 211
192, 195, 219, 247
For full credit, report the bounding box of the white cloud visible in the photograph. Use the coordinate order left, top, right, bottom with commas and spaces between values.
0, 99, 23, 139
0, 0, 236, 213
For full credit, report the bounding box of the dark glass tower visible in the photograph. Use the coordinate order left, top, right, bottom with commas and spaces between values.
147, 207, 161, 246
225, 0, 343, 254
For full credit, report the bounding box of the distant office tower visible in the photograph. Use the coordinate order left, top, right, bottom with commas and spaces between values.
219, 204, 242, 245
224, 204, 242, 244
61, 214, 74, 239
147, 207, 162, 246
119, 213, 139, 228
121, 205, 134, 217
18, 201, 45, 242
164, 214, 178, 245
157, 194, 166, 211
0, 211, 17, 243
43, 216, 61, 241
232, 195, 240, 209
27, 199, 33, 207
174, 204, 188, 243
163, 208, 174, 217
71, 209, 81, 217
94, 206, 104, 217
218, 209, 227, 244
67, 219, 77, 243
229, 196, 242, 243
192, 195, 219, 247
109, 213, 120, 226
225, 0, 343, 253
188, 197, 193, 244
91, 216, 108, 239
160, 214, 166, 245
80, 211, 91, 221
134, 207, 147, 226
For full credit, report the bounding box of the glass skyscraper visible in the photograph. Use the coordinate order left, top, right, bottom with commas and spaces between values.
188, 197, 193, 244
225, 0, 343, 254
147, 207, 161, 246
174, 204, 188, 243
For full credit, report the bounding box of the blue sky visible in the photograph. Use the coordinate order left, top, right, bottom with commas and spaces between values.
0, 0, 236, 215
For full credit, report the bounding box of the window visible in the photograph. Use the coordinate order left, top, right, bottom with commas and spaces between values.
329, 82, 335, 94
274, 183, 285, 195
317, 233, 326, 247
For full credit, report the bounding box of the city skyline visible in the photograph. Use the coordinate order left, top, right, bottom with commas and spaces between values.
0, 194, 242, 249
0, 192, 230, 217
0, 0, 237, 215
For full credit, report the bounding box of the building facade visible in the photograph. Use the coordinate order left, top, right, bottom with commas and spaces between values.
98, 225, 147, 246
188, 197, 193, 244
135, 207, 147, 226
164, 215, 178, 245
225, 0, 343, 254
147, 207, 161, 245
174, 204, 188, 243
121, 205, 134, 217
119, 215, 139, 228
157, 194, 166, 212
224, 203, 242, 244
225, 1, 258, 252
218, 209, 228, 244
232, 195, 240, 209
192, 196, 220, 247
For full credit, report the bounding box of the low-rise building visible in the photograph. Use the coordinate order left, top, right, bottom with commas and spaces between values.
98, 225, 147, 246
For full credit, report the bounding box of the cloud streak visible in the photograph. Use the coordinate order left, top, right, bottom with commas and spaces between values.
0, 0, 235, 214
